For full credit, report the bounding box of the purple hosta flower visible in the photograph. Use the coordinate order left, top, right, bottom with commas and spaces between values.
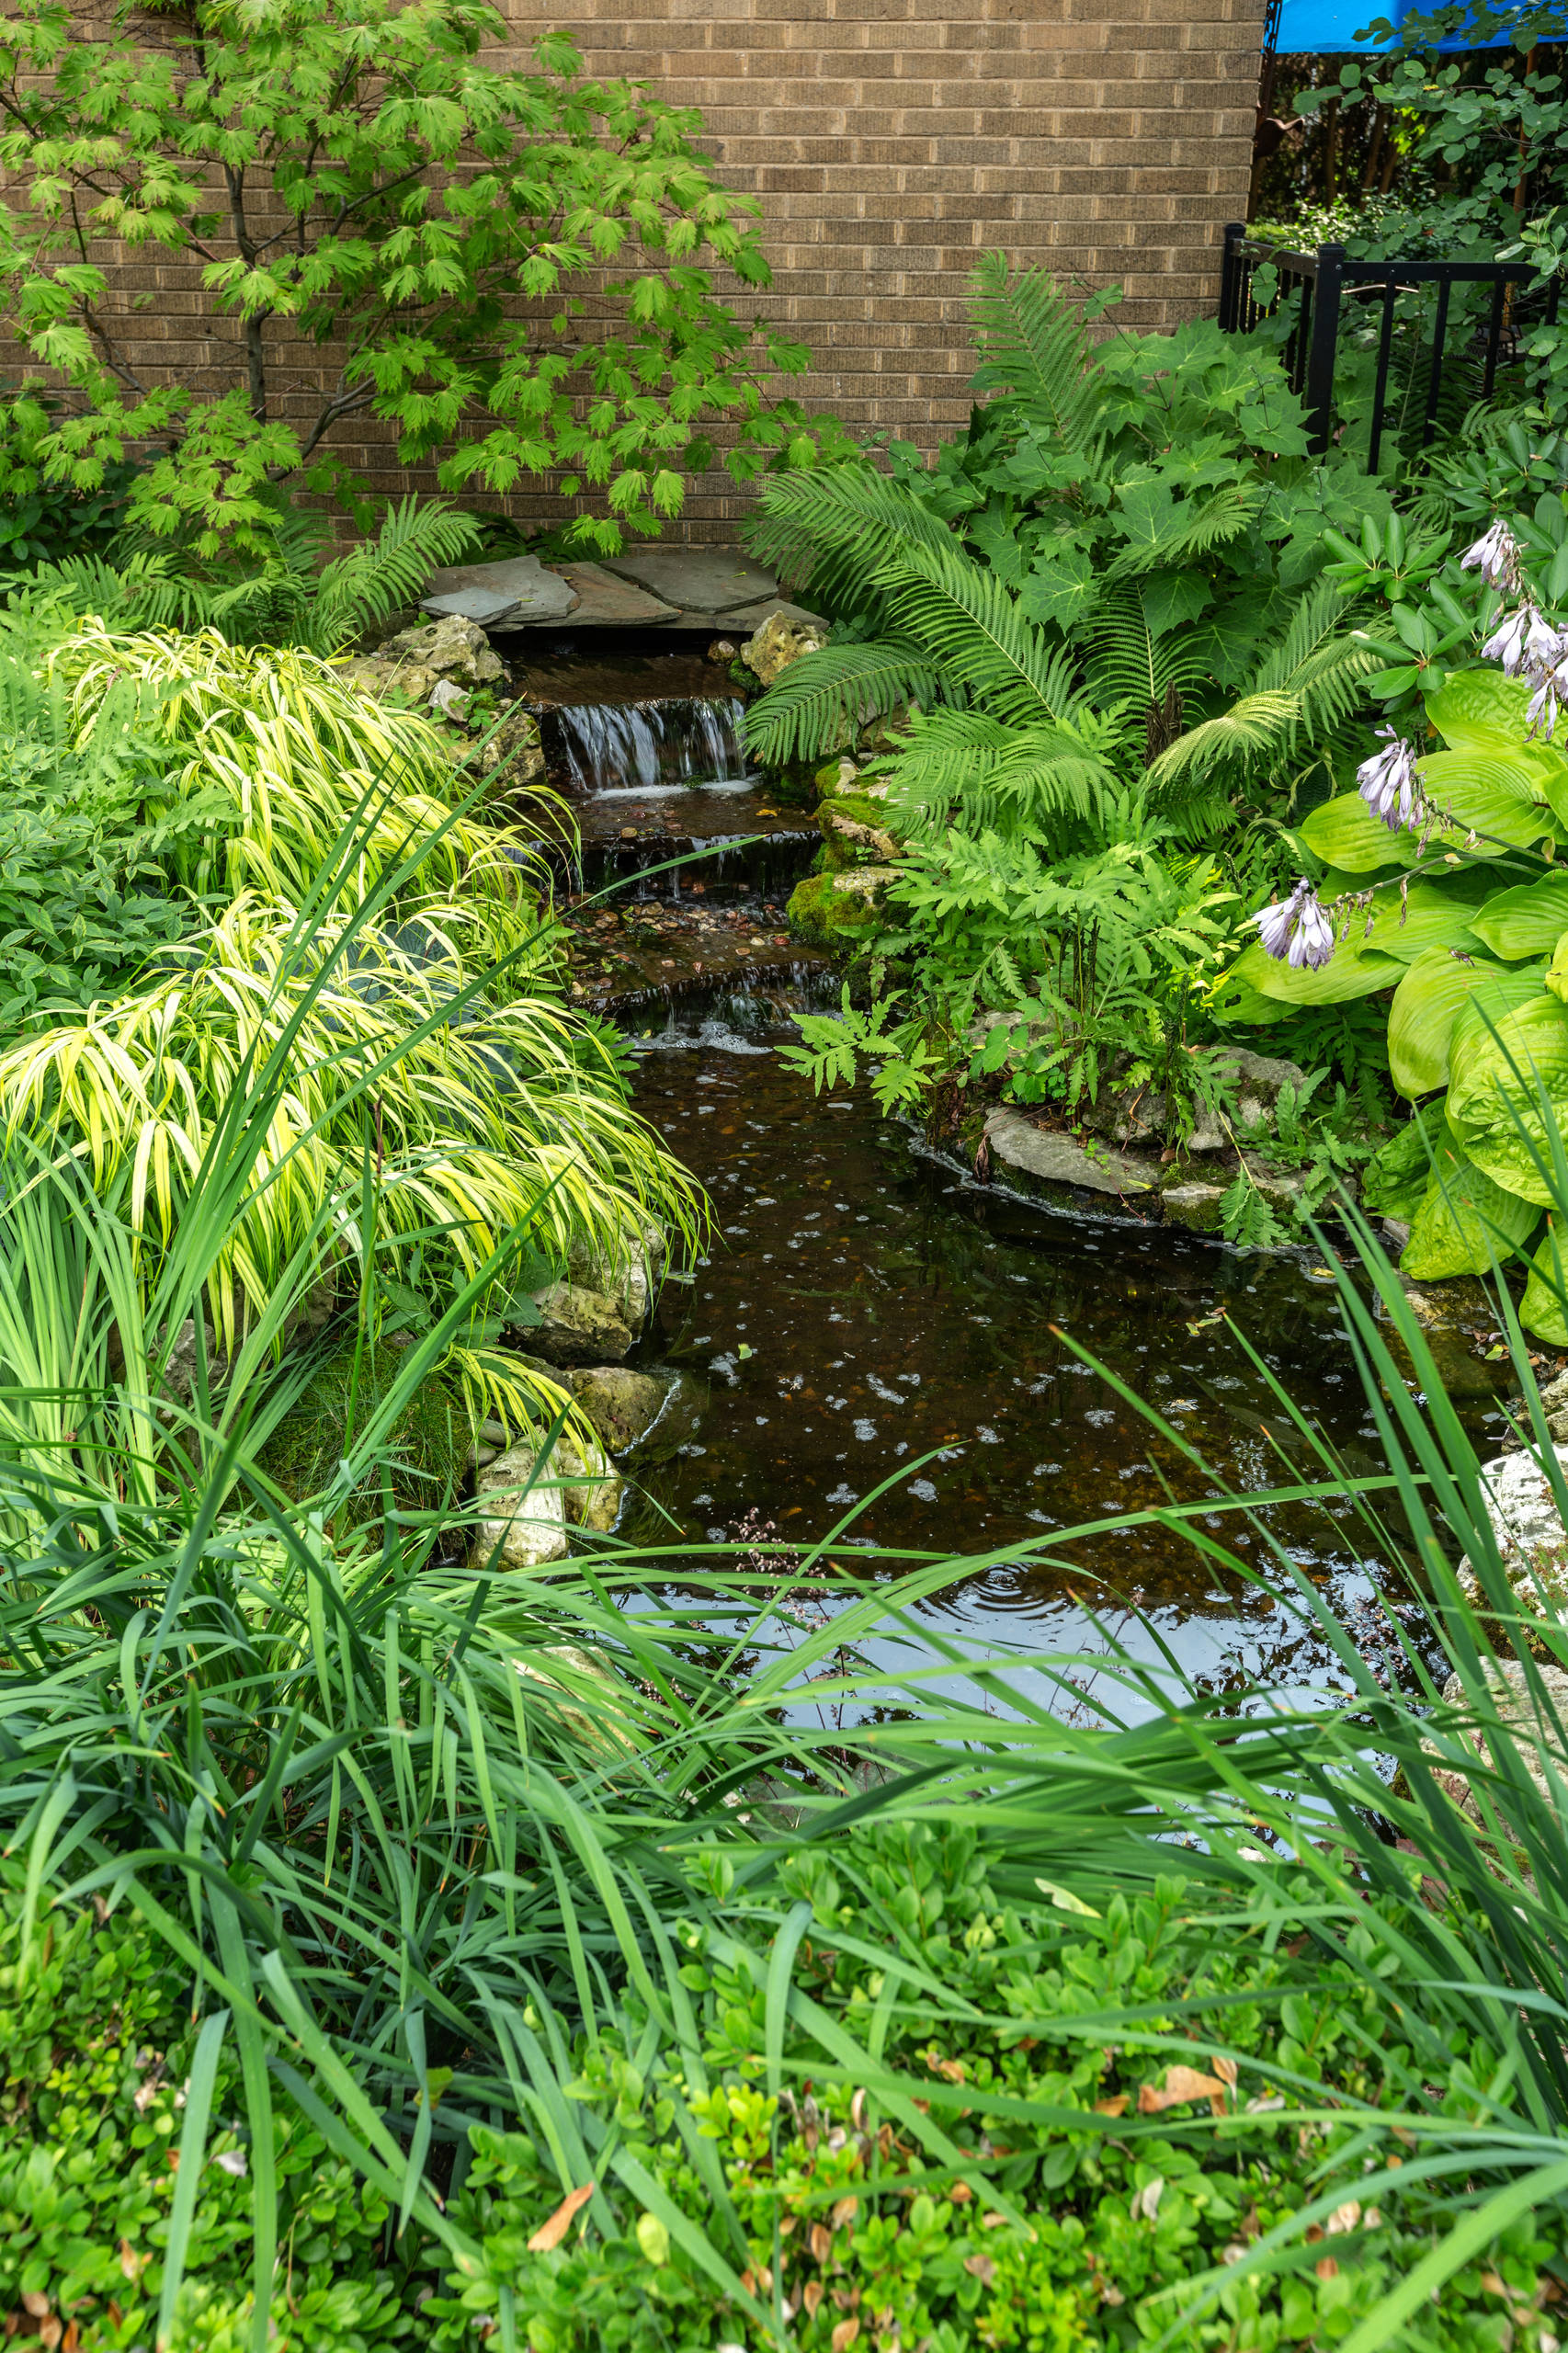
1357, 728, 1421, 832
1483, 601, 1565, 683
1528, 664, 1568, 741
1460, 518, 1522, 594
1250, 878, 1336, 970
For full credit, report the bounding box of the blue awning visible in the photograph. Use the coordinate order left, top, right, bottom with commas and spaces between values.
1276, 0, 1540, 47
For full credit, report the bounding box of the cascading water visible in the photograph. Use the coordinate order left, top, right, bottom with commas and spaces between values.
544, 695, 753, 795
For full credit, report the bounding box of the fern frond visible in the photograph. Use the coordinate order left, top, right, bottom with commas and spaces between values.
308, 497, 482, 654
869, 538, 1090, 728
742, 641, 946, 764
967, 253, 1101, 451
881, 706, 1120, 846
0, 551, 217, 633
744, 463, 954, 615
1144, 691, 1301, 794
1084, 585, 1215, 715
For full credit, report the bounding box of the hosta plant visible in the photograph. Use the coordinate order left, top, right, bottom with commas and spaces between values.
1219, 508, 1568, 1336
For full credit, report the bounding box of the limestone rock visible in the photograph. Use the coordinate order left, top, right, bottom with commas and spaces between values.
563, 1365, 670, 1452
831, 864, 897, 900
421, 554, 579, 627
376, 614, 503, 687
741, 608, 830, 688
568, 1220, 665, 1329
1159, 1180, 1229, 1235
516, 1643, 641, 1755
554, 1431, 624, 1532
983, 1107, 1155, 1200
1539, 1368, 1568, 1443
528, 1279, 634, 1367
474, 700, 547, 790
473, 1443, 569, 1568
722, 595, 829, 633
338, 655, 439, 705
429, 677, 471, 722
1456, 1441, 1568, 1621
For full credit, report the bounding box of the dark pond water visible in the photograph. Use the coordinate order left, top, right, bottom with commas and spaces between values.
621, 989, 1509, 1697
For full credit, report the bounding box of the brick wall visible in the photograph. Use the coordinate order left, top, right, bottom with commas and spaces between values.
44, 0, 1267, 542
460, 0, 1269, 538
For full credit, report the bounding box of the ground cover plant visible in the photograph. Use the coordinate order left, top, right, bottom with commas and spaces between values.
0, 0, 843, 556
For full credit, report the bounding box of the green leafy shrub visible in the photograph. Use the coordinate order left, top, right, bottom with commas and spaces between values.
0, 0, 843, 554
426, 1826, 1568, 2351
0, 1871, 432, 2350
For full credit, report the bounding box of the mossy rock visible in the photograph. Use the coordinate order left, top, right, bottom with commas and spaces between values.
786, 868, 888, 951
816, 791, 899, 872
259, 1336, 472, 1524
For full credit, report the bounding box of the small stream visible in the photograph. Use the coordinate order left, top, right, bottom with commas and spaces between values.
532, 646, 1507, 1696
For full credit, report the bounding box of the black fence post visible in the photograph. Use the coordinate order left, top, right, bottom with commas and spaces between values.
1304, 242, 1345, 456
1218, 222, 1245, 332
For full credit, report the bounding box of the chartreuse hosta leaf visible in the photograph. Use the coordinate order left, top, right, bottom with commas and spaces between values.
1425, 666, 1537, 750
1417, 750, 1560, 850
1522, 1216, 1568, 1345
1401, 1124, 1539, 1279
1468, 870, 1568, 959
1300, 791, 1429, 874
1227, 934, 1407, 1006
1388, 949, 1546, 1099
1446, 988, 1568, 1205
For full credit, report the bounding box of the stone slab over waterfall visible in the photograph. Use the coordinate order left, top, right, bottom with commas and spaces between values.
420, 544, 825, 634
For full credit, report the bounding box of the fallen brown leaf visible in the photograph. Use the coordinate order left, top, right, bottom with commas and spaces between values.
803, 2281, 824, 2319
527, 2183, 594, 2254
964, 2254, 996, 2286
811, 2222, 833, 2265
831, 2321, 860, 2353
1095, 2095, 1131, 2117
1137, 2065, 1228, 2114
832, 2194, 859, 2229
21, 2297, 51, 2320
1315, 2256, 1339, 2282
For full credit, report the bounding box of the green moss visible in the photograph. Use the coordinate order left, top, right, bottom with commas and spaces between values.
815, 790, 899, 872
259, 1336, 471, 1522
785, 868, 886, 951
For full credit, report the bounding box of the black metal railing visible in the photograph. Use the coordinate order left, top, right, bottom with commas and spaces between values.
1217, 222, 1562, 468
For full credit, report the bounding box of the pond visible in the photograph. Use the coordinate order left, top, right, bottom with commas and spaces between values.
527, 639, 1506, 1699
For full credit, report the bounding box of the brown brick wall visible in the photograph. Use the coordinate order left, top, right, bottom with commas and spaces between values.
41, 0, 1267, 542
475, 0, 1268, 536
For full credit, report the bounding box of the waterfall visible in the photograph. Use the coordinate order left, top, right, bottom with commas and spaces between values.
543, 697, 753, 795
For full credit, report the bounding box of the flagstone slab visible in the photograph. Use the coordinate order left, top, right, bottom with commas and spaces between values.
599, 546, 778, 614
421, 554, 579, 625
